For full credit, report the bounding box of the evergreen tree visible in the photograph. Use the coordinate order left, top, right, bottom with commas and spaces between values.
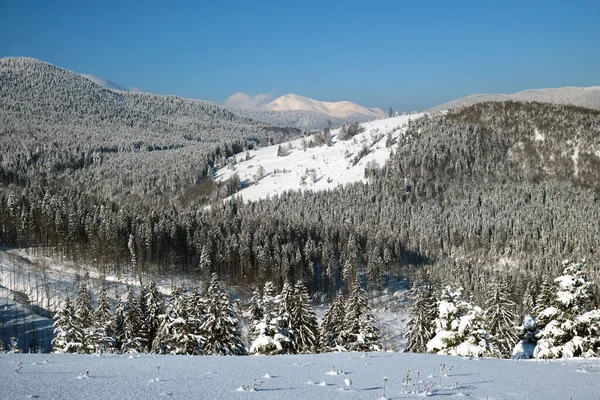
144, 280, 164, 351
199, 274, 247, 355
535, 260, 600, 358
91, 285, 114, 351
320, 291, 346, 352
74, 279, 93, 353
342, 276, 381, 352
405, 283, 435, 353
427, 287, 497, 357
52, 297, 82, 353
512, 314, 538, 359
249, 282, 285, 355
484, 277, 518, 357
534, 278, 556, 330
247, 288, 264, 344
291, 281, 319, 353
112, 296, 125, 351
122, 286, 145, 352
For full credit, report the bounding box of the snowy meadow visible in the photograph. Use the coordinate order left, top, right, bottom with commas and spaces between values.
2, 352, 598, 399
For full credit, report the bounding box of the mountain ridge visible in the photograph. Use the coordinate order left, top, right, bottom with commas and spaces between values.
429, 86, 600, 111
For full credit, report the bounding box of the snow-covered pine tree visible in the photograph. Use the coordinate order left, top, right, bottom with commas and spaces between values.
112, 296, 125, 351
248, 281, 286, 355
534, 259, 600, 358
247, 287, 264, 345
426, 287, 497, 357
52, 297, 83, 353
199, 274, 246, 355
533, 278, 555, 331
342, 276, 381, 352
484, 277, 518, 357
169, 287, 199, 355
276, 282, 296, 354
122, 286, 145, 352
404, 282, 435, 353
320, 291, 346, 352
74, 279, 94, 353
144, 280, 164, 352
90, 285, 114, 351
198, 246, 211, 277
512, 314, 538, 359
290, 281, 319, 353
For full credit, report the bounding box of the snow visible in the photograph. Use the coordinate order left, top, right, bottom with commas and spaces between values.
265, 94, 386, 120
2, 352, 600, 399
215, 114, 424, 204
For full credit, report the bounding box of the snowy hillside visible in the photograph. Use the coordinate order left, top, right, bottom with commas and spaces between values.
265, 94, 386, 120
3, 352, 599, 399
429, 86, 600, 111
215, 114, 424, 203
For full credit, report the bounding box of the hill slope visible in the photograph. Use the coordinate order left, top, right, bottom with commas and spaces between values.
0, 57, 300, 209
429, 86, 600, 111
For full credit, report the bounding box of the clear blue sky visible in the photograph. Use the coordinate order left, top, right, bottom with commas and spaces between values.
1, 0, 599, 111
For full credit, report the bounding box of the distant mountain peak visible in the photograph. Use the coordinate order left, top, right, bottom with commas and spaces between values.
265, 93, 386, 120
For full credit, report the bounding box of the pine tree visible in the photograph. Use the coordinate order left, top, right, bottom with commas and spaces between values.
290, 281, 319, 353
247, 288, 264, 344
342, 276, 381, 352
276, 282, 296, 354
144, 280, 164, 351
199, 274, 247, 355
91, 285, 114, 351
405, 283, 435, 353
320, 291, 346, 352
484, 278, 518, 357
112, 296, 125, 351
52, 297, 83, 353
74, 279, 93, 353
534, 259, 600, 358
533, 278, 556, 331
249, 282, 285, 355
512, 314, 538, 359
426, 287, 497, 357
122, 286, 145, 352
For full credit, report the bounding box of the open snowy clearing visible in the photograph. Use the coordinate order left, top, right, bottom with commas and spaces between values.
2, 352, 598, 399
215, 114, 425, 203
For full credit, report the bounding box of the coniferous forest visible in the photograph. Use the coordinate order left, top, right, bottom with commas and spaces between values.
2, 57, 600, 358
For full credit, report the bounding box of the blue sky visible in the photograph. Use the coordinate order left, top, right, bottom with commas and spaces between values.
1, 0, 599, 111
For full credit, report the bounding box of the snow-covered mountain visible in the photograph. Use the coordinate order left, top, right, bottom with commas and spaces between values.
429, 86, 600, 111
264, 93, 386, 120
79, 73, 134, 92
215, 113, 424, 204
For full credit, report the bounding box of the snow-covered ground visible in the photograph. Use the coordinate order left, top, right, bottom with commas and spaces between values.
2, 351, 598, 399
215, 114, 424, 203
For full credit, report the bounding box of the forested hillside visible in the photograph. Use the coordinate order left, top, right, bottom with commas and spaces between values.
2, 95, 599, 313
0, 57, 300, 209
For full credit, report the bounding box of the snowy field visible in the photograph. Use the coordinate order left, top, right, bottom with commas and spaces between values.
2, 352, 598, 399
215, 114, 424, 203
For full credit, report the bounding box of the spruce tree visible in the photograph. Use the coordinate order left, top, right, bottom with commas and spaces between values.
112, 296, 125, 351
320, 291, 346, 352
199, 274, 247, 355
484, 277, 518, 357
405, 283, 435, 353
290, 281, 319, 353
91, 285, 114, 351
52, 297, 82, 353
145, 280, 164, 351
122, 286, 145, 352
342, 276, 381, 352
512, 314, 538, 359
535, 260, 600, 358
74, 279, 93, 353
427, 287, 497, 357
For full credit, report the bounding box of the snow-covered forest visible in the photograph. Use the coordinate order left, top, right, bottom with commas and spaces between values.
3, 57, 600, 381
